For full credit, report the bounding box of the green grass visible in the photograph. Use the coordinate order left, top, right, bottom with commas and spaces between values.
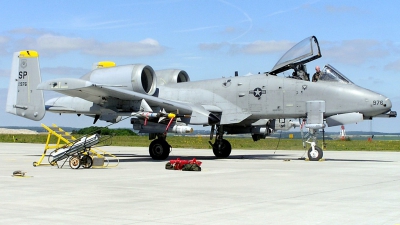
1, 134, 399, 151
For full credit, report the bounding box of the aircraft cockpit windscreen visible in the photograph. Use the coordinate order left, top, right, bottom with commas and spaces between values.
269, 36, 321, 75
319, 64, 354, 84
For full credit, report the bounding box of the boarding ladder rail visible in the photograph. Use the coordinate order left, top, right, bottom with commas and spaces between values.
33, 124, 118, 169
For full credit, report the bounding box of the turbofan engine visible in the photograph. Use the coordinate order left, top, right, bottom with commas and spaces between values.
155, 69, 190, 85
81, 64, 157, 95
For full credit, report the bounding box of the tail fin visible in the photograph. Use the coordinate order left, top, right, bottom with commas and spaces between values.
6, 50, 45, 121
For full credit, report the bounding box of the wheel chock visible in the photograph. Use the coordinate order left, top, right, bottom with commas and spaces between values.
11, 170, 33, 178
12, 170, 26, 177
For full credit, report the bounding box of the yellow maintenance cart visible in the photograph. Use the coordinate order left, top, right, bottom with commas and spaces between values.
34, 124, 119, 169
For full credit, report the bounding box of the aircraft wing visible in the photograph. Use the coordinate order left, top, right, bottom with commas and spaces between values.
37, 78, 220, 125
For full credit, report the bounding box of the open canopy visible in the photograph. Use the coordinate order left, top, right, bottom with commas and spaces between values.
269, 36, 321, 75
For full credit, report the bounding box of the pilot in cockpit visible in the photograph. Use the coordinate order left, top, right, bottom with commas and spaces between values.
312, 66, 321, 82
292, 64, 309, 81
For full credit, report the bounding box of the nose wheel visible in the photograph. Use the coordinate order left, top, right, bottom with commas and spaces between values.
302, 127, 325, 161
307, 146, 323, 161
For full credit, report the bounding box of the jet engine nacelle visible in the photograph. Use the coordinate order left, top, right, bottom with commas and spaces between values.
155, 69, 190, 85
81, 64, 157, 95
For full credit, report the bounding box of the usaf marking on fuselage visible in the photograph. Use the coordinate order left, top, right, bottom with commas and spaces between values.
249, 87, 266, 99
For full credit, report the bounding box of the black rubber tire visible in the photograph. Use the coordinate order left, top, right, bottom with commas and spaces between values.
213, 139, 232, 158
149, 139, 171, 160
81, 155, 93, 169
308, 146, 323, 161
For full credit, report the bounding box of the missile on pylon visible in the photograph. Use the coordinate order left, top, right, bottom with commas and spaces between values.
131, 112, 162, 118
131, 111, 191, 119
133, 122, 193, 134
172, 125, 193, 134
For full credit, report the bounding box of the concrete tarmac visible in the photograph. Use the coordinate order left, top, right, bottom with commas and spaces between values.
0, 143, 399, 225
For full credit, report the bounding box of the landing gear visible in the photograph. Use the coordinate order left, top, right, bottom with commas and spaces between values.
308, 146, 323, 161
209, 125, 232, 158
149, 134, 171, 160
302, 127, 325, 161
212, 139, 232, 158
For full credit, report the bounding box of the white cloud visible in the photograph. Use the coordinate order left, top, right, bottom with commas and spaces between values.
198, 42, 228, 51
223, 27, 236, 34
13, 33, 165, 57
239, 40, 294, 54
41, 66, 90, 77
9, 28, 49, 35
35, 34, 90, 53
322, 39, 389, 65
198, 40, 294, 55
83, 38, 165, 57
325, 5, 358, 13
0, 36, 8, 44
0, 69, 10, 77
0, 36, 10, 55
176, 25, 222, 33
384, 59, 400, 72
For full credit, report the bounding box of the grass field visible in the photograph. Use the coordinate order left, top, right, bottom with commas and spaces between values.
1, 134, 399, 151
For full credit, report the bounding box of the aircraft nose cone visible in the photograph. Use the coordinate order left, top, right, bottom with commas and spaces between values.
385, 97, 392, 109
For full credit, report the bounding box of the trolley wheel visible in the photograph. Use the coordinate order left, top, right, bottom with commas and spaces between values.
69, 155, 81, 169
81, 155, 93, 169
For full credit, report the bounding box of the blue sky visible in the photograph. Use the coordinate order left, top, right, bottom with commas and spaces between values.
0, 0, 399, 133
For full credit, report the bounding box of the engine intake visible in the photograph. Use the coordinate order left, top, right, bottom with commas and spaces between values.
155, 69, 190, 85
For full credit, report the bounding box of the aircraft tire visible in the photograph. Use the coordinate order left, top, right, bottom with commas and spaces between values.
213, 139, 232, 158
149, 139, 171, 160
308, 146, 323, 161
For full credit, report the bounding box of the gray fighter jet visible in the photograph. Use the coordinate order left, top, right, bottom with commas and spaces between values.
6, 36, 396, 161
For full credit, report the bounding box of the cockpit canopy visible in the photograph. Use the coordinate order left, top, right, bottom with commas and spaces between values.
269, 36, 321, 75
319, 64, 353, 84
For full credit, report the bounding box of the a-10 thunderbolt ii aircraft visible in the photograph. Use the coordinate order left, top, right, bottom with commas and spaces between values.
6, 36, 397, 161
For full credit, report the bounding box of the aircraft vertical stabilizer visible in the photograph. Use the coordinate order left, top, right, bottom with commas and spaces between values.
6, 50, 45, 121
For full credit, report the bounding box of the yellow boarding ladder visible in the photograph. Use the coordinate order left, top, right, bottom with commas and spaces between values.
33, 124, 118, 168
